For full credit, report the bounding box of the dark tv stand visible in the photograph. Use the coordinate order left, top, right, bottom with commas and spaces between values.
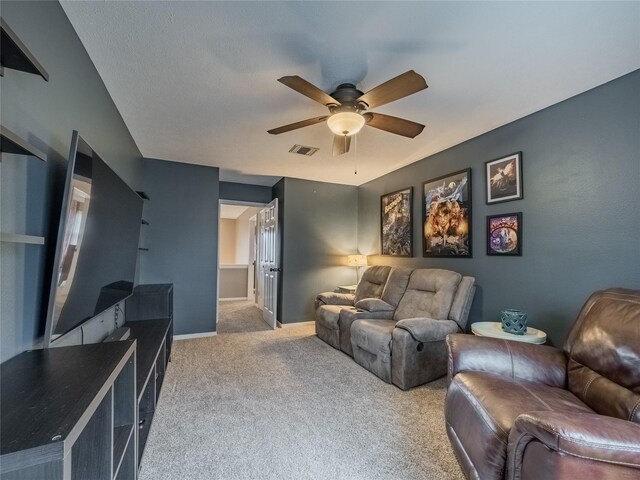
125, 284, 174, 468
1, 342, 137, 479
0, 284, 174, 480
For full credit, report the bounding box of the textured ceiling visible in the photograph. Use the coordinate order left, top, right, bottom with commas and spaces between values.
61, 1, 640, 186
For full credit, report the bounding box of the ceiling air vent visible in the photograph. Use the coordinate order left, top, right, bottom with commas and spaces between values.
289, 144, 319, 156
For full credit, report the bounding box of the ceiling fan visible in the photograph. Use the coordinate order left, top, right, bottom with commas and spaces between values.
267, 70, 428, 156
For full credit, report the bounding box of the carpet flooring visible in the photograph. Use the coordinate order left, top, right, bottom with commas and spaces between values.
216, 300, 272, 334
139, 312, 464, 479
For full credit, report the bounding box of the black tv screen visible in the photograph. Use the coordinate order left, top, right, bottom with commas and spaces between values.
44, 131, 143, 345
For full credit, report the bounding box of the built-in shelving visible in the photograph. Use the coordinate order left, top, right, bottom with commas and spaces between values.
0, 18, 49, 81
0, 233, 45, 245
137, 191, 150, 254
0, 125, 47, 245
1, 125, 47, 162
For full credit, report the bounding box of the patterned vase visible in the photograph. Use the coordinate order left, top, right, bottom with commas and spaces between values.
500, 309, 528, 335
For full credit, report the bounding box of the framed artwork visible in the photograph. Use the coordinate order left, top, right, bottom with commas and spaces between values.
422, 168, 472, 258
485, 152, 522, 204
487, 212, 522, 256
381, 187, 413, 256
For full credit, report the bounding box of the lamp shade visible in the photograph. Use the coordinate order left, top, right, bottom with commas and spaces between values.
347, 254, 368, 267
327, 112, 365, 136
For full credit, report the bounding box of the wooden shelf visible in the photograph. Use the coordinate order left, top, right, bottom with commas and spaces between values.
0, 18, 49, 81
0, 233, 45, 245
1, 125, 47, 162
113, 424, 134, 476
0, 342, 136, 478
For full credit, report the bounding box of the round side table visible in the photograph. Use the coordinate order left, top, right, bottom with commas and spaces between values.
471, 321, 547, 344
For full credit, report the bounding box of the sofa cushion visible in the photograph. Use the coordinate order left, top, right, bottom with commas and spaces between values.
380, 267, 413, 307
394, 269, 461, 321
354, 266, 391, 303
564, 289, 640, 422
446, 371, 593, 480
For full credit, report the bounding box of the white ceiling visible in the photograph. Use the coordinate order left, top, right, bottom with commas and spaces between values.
219, 204, 248, 220
61, 1, 640, 186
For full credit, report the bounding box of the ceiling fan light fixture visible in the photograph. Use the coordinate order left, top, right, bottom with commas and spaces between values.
327, 112, 365, 136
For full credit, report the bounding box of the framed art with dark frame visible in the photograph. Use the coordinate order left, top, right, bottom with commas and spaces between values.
381, 187, 413, 256
422, 168, 472, 258
487, 212, 522, 256
485, 152, 522, 204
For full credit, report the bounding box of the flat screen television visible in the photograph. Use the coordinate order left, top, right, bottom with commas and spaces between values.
44, 131, 143, 346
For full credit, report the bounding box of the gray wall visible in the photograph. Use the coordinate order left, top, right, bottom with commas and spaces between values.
138, 158, 219, 336
358, 71, 640, 346
0, 1, 142, 361
277, 178, 358, 324
219, 181, 273, 204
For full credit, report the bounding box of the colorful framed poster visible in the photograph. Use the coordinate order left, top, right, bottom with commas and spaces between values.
422, 168, 472, 258
485, 152, 523, 204
487, 212, 522, 256
381, 187, 413, 256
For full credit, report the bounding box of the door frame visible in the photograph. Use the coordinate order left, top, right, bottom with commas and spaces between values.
216, 200, 267, 326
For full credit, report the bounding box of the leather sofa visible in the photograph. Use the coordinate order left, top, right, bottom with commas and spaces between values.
445, 289, 640, 480
350, 268, 476, 390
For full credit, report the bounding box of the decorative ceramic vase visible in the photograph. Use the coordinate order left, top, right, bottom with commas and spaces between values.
500, 309, 528, 335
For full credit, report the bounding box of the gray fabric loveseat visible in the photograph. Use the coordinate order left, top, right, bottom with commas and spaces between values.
315, 266, 415, 355
315, 266, 475, 390
351, 268, 475, 390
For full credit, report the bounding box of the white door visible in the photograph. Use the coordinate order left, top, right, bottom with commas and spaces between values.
248, 214, 257, 302
258, 199, 279, 328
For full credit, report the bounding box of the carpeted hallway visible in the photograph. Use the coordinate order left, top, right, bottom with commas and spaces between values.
216, 300, 272, 334
138, 314, 464, 479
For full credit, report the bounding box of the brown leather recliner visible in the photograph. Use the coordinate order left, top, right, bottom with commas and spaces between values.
445, 289, 640, 480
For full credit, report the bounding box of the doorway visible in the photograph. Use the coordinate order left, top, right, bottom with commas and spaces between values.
216, 200, 279, 331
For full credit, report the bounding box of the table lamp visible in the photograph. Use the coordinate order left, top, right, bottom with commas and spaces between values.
347, 254, 368, 283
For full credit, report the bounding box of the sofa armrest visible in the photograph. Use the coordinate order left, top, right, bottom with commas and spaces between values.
340, 308, 395, 322
354, 298, 395, 312
446, 333, 567, 388
315, 292, 355, 306
509, 411, 640, 473
395, 317, 459, 343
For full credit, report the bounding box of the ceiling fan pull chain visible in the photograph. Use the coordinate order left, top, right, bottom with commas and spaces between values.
354, 134, 358, 175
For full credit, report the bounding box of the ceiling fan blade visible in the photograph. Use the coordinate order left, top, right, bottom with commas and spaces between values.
278, 76, 341, 107
357, 70, 428, 109
365, 112, 425, 138
267, 116, 329, 135
332, 135, 351, 156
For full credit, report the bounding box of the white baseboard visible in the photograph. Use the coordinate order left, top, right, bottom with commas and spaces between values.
277, 320, 315, 328
219, 297, 250, 302
174, 331, 217, 340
